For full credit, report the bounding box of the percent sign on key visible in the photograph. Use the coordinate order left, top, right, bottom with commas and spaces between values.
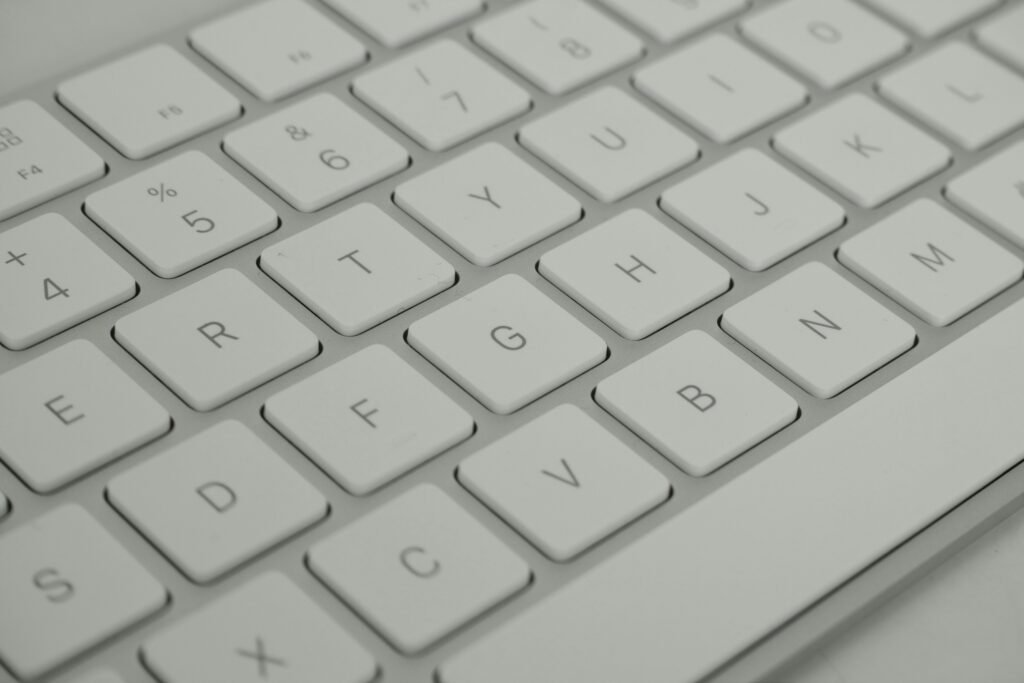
147, 182, 178, 202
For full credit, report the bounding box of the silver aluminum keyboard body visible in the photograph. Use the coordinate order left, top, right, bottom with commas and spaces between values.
2, 0, 1024, 681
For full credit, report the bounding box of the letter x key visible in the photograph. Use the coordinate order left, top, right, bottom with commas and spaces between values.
236, 637, 286, 678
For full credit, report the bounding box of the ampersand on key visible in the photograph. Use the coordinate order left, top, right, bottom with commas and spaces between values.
284, 125, 311, 141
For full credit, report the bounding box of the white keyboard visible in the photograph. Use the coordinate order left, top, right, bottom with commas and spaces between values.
2, 0, 1024, 682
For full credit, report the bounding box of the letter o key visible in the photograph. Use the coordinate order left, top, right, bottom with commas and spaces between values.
400, 546, 441, 578
490, 325, 527, 351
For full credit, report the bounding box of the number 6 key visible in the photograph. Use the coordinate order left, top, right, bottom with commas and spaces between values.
224, 93, 409, 212
85, 151, 278, 278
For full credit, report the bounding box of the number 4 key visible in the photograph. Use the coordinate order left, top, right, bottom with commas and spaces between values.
0, 214, 136, 350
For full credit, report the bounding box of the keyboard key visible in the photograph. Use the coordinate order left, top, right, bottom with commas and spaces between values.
661, 149, 845, 271
353, 39, 531, 151
634, 34, 807, 144
861, 0, 1001, 37
224, 93, 408, 212
539, 209, 730, 340
439, 293, 1024, 683
394, 142, 581, 266
839, 199, 1021, 327
740, 0, 908, 90
0, 100, 105, 221
70, 670, 124, 683
520, 87, 699, 203
472, 0, 644, 96
144, 572, 376, 683
309, 484, 530, 654
261, 203, 454, 335
0, 491, 7, 522
459, 404, 669, 561
108, 421, 326, 582
774, 94, 951, 208
191, 0, 366, 102
115, 269, 318, 411
878, 43, 1024, 151
596, 331, 798, 476
407, 274, 607, 414
265, 344, 474, 495
946, 140, 1024, 248
86, 151, 278, 278
977, 4, 1024, 73
722, 262, 916, 398
0, 505, 166, 680
0, 340, 170, 493
0, 213, 135, 350
325, 0, 483, 48
58, 45, 240, 159
598, 0, 748, 43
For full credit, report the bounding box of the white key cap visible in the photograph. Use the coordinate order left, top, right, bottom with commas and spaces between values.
0, 340, 170, 493
597, 331, 798, 476
879, 43, 1024, 151
223, 93, 408, 212
460, 404, 669, 561
440, 293, 1024, 683
634, 34, 807, 144
69, 670, 124, 683
472, 0, 644, 95
86, 151, 278, 278
326, 0, 483, 48
261, 203, 454, 335
946, 140, 1024, 248
353, 40, 531, 152
539, 209, 730, 340
520, 87, 699, 203
0, 505, 166, 680
407, 274, 607, 414
661, 149, 845, 271
598, 0, 748, 43
839, 199, 1022, 327
265, 344, 474, 495
0, 213, 135, 350
774, 94, 951, 208
862, 0, 1001, 37
144, 572, 376, 683
394, 143, 582, 266
191, 0, 366, 102
108, 421, 326, 582
722, 262, 916, 398
58, 45, 240, 159
115, 269, 319, 411
309, 484, 530, 654
977, 4, 1024, 73
0, 100, 105, 221
740, 0, 908, 90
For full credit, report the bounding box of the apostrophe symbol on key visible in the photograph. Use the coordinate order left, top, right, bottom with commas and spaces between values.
147, 183, 178, 203
285, 125, 311, 141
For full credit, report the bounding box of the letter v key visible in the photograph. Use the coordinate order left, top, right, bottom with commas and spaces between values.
541, 458, 580, 488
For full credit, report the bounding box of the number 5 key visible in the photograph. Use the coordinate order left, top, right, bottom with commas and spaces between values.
85, 151, 278, 278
